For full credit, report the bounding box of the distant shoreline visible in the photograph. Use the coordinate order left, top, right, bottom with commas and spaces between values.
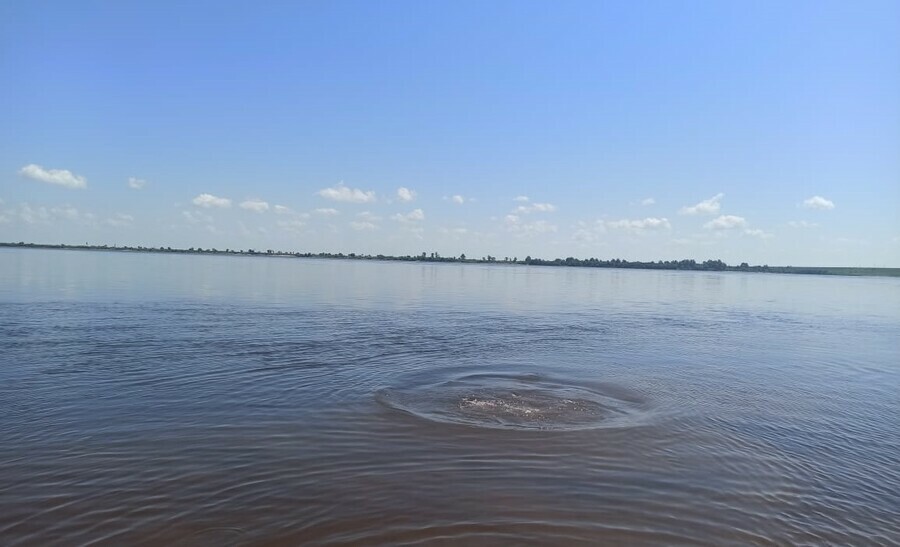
2, 241, 898, 278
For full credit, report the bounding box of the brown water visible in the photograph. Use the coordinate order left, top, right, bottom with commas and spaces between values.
1, 249, 899, 545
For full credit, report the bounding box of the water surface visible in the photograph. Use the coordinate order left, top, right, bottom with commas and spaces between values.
1, 249, 898, 545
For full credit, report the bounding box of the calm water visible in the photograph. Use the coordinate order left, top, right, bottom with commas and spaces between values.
1, 249, 899, 546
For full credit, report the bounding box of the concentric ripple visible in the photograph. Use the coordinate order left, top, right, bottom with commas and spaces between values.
376, 371, 652, 430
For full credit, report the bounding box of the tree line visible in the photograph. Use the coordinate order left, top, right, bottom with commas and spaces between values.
3, 241, 897, 277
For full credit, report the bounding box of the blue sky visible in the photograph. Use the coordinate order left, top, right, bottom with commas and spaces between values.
1, 0, 898, 266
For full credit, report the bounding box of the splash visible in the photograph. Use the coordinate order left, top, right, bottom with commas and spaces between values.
376, 372, 649, 431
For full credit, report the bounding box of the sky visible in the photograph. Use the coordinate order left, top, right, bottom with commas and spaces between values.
1, 0, 898, 266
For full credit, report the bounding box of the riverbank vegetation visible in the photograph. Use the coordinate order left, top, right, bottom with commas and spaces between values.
3, 242, 897, 277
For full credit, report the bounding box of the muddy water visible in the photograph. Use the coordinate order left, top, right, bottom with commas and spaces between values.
1, 249, 898, 545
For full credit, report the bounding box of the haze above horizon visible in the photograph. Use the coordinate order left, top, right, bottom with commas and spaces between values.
1, 1, 898, 267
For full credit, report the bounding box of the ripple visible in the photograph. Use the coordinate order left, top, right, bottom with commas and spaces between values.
376, 371, 652, 431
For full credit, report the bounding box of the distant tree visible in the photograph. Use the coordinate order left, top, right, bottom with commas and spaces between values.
459, 253, 466, 261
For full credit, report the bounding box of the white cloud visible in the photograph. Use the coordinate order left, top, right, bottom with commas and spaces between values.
313, 208, 340, 216
239, 199, 269, 213
350, 221, 378, 231
451, 195, 466, 204
605, 217, 671, 232
274, 205, 292, 214
513, 195, 530, 202
641, 197, 655, 206
392, 208, 425, 222
514, 202, 557, 214
396, 187, 416, 202
193, 193, 231, 208
744, 228, 773, 239
680, 193, 724, 215
19, 164, 87, 189
704, 214, 747, 230
127, 177, 146, 190
317, 182, 375, 203
277, 219, 306, 232
802, 195, 835, 210
788, 220, 818, 228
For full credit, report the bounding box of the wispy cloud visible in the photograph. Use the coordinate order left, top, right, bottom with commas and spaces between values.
504, 214, 557, 236
357, 211, 382, 222
391, 208, 425, 222
18, 204, 48, 224
182, 210, 213, 224
240, 199, 269, 213
744, 228, 773, 239
802, 195, 835, 210
13, 203, 93, 224
350, 221, 378, 231
276, 219, 306, 232
317, 182, 376, 203
193, 193, 232, 208
641, 197, 656, 206
274, 205, 292, 214
787, 220, 818, 228
513, 195, 530, 202
313, 208, 340, 216
19, 164, 87, 189
704, 214, 746, 229
50, 205, 80, 221
573, 217, 670, 241
127, 177, 146, 190
680, 193, 723, 215
514, 202, 557, 214
572, 220, 605, 243
605, 217, 671, 232
396, 187, 416, 202
443, 194, 468, 204
106, 213, 134, 226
